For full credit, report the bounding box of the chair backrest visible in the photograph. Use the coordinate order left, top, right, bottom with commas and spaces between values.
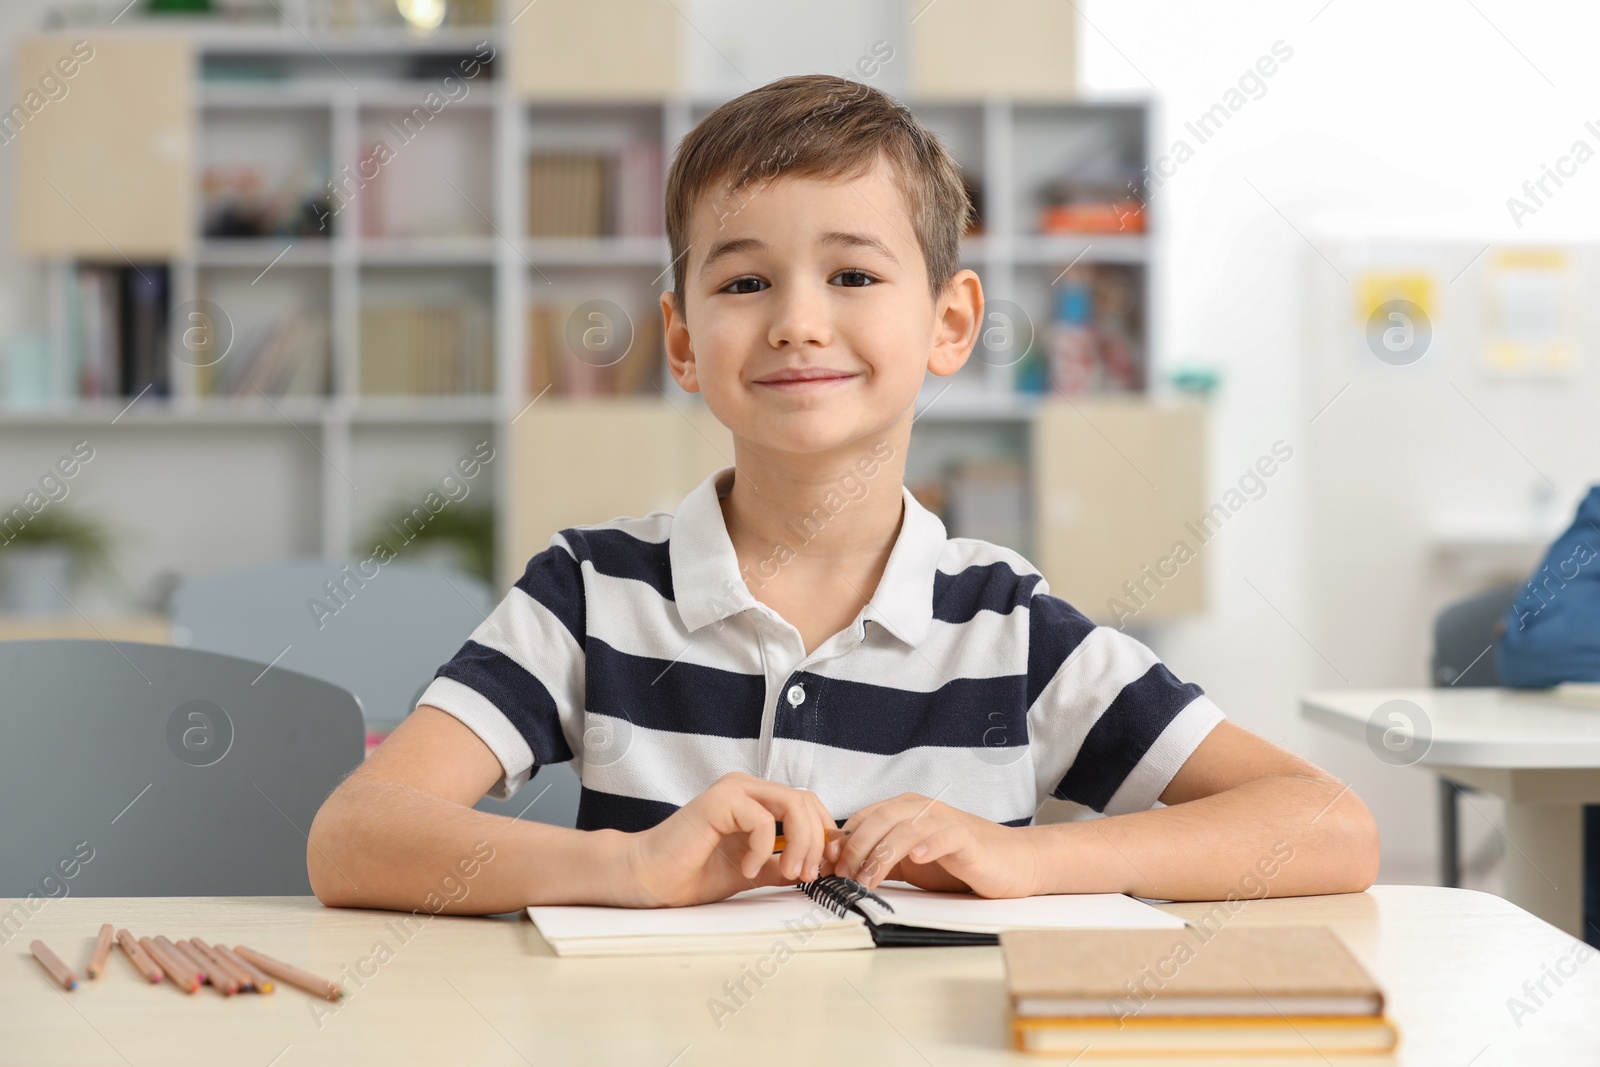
1431, 583, 1520, 687
171, 559, 492, 726
171, 558, 583, 829
0, 640, 362, 898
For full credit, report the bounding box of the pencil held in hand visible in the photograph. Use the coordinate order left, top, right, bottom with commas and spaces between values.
771, 826, 851, 854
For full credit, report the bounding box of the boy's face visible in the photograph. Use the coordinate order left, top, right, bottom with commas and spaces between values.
663, 156, 979, 458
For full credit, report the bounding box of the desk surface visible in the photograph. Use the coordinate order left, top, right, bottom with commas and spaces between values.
1302, 687, 1600, 767
2, 887, 1595, 1066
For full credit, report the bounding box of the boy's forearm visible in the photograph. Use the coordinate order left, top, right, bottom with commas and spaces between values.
1026, 774, 1379, 901
307, 777, 635, 913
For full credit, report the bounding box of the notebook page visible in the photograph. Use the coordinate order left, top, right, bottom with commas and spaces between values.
527, 885, 863, 940
856, 882, 1188, 934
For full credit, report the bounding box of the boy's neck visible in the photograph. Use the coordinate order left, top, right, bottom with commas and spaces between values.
717, 426, 911, 595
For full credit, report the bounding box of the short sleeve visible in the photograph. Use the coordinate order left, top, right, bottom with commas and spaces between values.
1024, 589, 1224, 815
416, 537, 587, 800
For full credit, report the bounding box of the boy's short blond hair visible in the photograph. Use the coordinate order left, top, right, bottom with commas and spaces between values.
665, 73, 973, 314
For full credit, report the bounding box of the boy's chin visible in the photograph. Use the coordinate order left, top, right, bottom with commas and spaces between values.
735, 413, 901, 456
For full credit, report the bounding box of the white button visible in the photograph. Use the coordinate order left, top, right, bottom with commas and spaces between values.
786, 684, 806, 707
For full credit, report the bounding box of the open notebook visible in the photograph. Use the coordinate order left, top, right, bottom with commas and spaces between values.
526, 875, 1188, 957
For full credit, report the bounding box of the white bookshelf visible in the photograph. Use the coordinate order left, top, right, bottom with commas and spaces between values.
10, 18, 1159, 597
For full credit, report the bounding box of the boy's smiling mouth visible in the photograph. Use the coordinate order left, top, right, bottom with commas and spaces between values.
753, 367, 860, 391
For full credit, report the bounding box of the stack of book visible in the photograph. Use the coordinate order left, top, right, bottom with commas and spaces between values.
360, 300, 493, 396
1001, 925, 1398, 1058
66, 264, 171, 398
197, 313, 330, 398
526, 141, 663, 238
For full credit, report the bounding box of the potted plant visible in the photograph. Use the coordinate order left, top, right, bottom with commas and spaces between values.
0, 508, 114, 616
361, 502, 495, 585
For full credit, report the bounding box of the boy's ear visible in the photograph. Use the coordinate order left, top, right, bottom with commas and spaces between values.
662, 289, 701, 394
927, 268, 982, 377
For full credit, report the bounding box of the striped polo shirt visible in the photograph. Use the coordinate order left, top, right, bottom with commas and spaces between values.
419, 465, 1225, 833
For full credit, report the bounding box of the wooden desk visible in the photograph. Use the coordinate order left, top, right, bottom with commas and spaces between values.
1303, 687, 1600, 938
3, 887, 1595, 1065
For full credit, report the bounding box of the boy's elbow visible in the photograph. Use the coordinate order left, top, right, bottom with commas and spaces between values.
1329, 784, 1382, 893
306, 793, 359, 908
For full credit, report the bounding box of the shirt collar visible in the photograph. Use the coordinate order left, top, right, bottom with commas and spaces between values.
668, 465, 948, 648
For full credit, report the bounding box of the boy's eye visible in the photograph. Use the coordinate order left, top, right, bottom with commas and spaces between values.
833, 270, 875, 287
723, 276, 767, 295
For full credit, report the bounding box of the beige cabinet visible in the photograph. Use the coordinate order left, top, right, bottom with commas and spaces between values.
13, 35, 193, 258
1032, 398, 1207, 625
909, 0, 1076, 100
502, 397, 732, 584
510, 0, 681, 100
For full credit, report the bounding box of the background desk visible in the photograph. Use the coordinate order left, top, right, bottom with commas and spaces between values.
2, 887, 1594, 1065
1303, 687, 1600, 938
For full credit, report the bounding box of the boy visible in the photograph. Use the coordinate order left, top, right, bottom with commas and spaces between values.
307, 74, 1379, 915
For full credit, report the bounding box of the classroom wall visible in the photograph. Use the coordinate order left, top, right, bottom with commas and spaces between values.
1077, 0, 1600, 884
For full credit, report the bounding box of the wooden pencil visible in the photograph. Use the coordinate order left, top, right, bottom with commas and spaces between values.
139, 936, 200, 994
213, 943, 274, 994
186, 939, 242, 995
116, 929, 163, 984
86, 924, 114, 979
166, 937, 214, 987
772, 826, 852, 853
232, 945, 342, 1002
179, 938, 235, 996
29, 940, 77, 991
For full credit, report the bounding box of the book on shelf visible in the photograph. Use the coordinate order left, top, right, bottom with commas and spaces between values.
526, 141, 663, 238
1047, 264, 1144, 394
1002, 925, 1398, 1057
197, 313, 331, 399
526, 298, 662, 397
360, 300, 493, 396
66, 264, 171, 399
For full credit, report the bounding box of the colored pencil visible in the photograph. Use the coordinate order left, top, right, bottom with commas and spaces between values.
140, 936, 200, 994
29, 940, 77, 991
86, 924, 114, 979
772, 826, 851, 853
116, 929, 163, 984
187, 939, 243, 995
167, 938, 212, 985
213, 943, 274, 994
232, 945, 342, 1002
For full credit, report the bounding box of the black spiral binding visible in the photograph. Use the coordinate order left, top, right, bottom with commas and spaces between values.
796, 874, 896, 918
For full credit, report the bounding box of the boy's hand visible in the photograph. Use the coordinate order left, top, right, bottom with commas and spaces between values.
828, 793, 1041, 899
620, 772, 839, 908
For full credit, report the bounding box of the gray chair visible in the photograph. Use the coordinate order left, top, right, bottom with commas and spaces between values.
1429, 582, 1520, 887
171, 559, 582, 829
0, 639, 363, 897
171, 559, 494, 727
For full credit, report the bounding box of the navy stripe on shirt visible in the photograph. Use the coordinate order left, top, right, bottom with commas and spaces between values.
1054, 663, 1206, 810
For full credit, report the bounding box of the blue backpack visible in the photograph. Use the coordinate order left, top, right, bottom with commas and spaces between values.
1496, 485, 1600, 688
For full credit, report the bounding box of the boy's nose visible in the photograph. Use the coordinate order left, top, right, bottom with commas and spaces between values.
767, 285, 833, 350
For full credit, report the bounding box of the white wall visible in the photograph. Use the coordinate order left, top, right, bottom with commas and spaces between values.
1078, 0, 1600, 884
